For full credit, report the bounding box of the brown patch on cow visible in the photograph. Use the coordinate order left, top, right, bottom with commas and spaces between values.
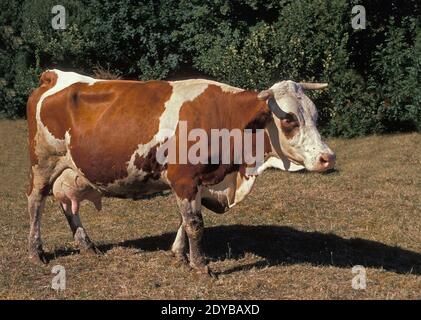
40, 82, 121, 140
72, 81, 172, 184
26, 71, 58, 195
166, 85, 271, 200
133, 146, 167, 180
38, 79, 172, 184
280, 113, 299, 139
39, 89, 71, 140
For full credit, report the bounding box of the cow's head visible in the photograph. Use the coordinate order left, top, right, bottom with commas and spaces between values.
258, 81, 335, 172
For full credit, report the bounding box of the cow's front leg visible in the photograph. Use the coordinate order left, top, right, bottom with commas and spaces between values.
176, 191, 214, 277
60, 204, 100, 255
171, 220, 188, 264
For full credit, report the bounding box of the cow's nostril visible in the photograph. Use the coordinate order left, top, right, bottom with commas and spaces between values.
319, 153, 335, 168
319, 154, 328, 164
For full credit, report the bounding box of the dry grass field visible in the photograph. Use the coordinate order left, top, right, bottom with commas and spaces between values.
0, 119, 420, 299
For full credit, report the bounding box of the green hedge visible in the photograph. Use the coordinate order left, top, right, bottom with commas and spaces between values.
1, 0, 420, 137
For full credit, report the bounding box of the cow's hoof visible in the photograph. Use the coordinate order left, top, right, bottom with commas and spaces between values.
172, 259, 192, 272
28, 251, 48, 265
173, 252, 189, 266
206, 269, 218, 279
192, 264, 218, 279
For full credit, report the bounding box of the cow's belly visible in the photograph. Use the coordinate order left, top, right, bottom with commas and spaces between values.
99, 174, 171, 199
54, 167, 171, 210
65, 127, 171, 199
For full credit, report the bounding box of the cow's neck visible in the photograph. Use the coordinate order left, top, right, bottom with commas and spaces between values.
238, 91, 272, 131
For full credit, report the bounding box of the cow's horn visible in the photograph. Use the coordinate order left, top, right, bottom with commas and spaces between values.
257, 89, 274, 100
299, 82, 328, 90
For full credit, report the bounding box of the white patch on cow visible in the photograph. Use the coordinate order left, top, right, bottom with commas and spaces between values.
230, 153, 305, 206
118, 79, 242, 189
202, 171, 237, 209
175, 79, 244, 94
232, 175, 256, 206
156, 80, 210, 141
202, 171, 256, 210
257, 156, 305, 174
171, 224, 187, 254
109, 80, 213, 190
130, 79, 244, 164
155, 79, 242, 143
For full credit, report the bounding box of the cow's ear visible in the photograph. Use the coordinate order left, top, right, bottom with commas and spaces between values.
257, 89, 274, 100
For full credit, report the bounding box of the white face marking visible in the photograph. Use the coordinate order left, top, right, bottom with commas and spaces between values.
268, 81, 334, 170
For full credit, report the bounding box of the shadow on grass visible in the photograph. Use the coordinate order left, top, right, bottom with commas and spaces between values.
92, 224, 420, 276
45, 247, 80, 262
268, 167, 339, 175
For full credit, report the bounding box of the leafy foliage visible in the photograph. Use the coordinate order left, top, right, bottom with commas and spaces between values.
0, 0, 419, 136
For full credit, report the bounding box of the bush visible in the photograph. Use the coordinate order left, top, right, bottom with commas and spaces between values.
0, 0, 38, 118
371, 17, 421, 132
0, 0, 419, 137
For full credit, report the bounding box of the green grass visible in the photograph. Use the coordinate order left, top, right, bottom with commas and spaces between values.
0, 120, 420, 299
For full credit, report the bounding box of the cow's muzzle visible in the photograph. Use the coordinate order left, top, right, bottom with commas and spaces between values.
314, 152, 336, 172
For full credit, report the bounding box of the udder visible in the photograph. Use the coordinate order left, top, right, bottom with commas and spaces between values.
53, 169, 102, 214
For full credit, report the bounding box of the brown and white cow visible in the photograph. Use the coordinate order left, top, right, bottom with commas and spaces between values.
27, 69, 335, 276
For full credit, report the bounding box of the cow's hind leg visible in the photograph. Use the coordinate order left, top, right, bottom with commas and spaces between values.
60, 204, 100, 254
28, 182, 49, 264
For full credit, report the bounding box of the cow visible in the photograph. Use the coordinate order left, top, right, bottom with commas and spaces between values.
26, 69, 335, 276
